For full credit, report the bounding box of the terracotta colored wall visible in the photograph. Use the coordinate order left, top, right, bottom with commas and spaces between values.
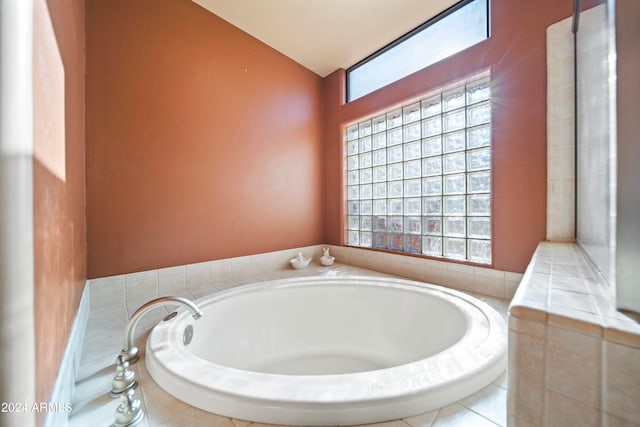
323, 0, 592, 273
86, 0, 324, 278
32, 0, 86, 420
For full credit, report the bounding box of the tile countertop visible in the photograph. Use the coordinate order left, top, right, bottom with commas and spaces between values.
508, 242, 640, 349
70, 264, 511, 427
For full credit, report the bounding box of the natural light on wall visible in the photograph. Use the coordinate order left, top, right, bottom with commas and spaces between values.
347, 0, 489, 102
345, 76, 492, 263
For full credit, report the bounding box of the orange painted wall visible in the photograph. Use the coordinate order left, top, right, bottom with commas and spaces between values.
86, 0, 324, 278
323, 0, 595, 273
33, 0, 86, 419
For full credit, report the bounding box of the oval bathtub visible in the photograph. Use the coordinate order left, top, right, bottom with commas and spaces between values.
146, 276, 507, 426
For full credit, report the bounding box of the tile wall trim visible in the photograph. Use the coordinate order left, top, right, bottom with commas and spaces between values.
44, 283, 90, 427
546, 14, 576, 242
507, 241, 640, 426
87, 244, 522, 305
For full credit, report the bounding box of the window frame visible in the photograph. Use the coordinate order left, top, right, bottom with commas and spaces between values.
346, 0, 490, 102
344, 74, 493, 264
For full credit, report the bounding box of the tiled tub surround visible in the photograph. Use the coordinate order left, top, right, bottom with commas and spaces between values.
546, 13, 576, 242
70, 245, 516, 427
507, 242, 640, 427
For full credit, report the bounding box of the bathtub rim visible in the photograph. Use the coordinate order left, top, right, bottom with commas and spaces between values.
145, 275, 507, 423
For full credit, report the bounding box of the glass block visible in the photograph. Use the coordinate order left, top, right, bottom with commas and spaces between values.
467, 124, 491, 148
423, 176, 442, 195
387, 109, 402, 129
444, 216, 466, 237
360, 231, 372, 247
423, 217, 442, 235
422, 236, 442, 256
468, 217, 491, 238
404, 198, 421, 215
443, 130, 465, 153
404, 179, 422, 197
388, 233, 404, 251
468, 194, 491, 216
373, 166, 386, 183
373, 216, 387, 232
404, 235, 422, 253
469, 239, 491, 263
443, 86, 465, 111
347, 140, 359, 156
348, 216, 359, 230
387, 145, 403, 163
359, 183, 372, 199
403, 102, 421, 123
421, 94, 441, 117
359, 120, 372, 137
423, 197, 442, 215
444, 237, 466, 259
444, 195, 465, 215
388, 216, 403, 232
373, 182, 387, 199
444, 173, 465, 194
372, 199, 387, 215
467, 78, 490, 104
404, 159, 421, 179
359, 136, 372, 152
422, 117, 442, 137
422, 136, 442, 156
387, 163, 403, 181
347, 155, 358, 171
387, 127, 403, 145
388, 199, 403, 215
467, 147, 491, 171
443, 109, 465, 132
468, 171, 491, 193
443, 152, 465, 174
372, 115, 387, 134
360, 216, 373, 231
347, 230, 359, 246
422, 156, 442, 176
347, 170, 359, 185
467, 101, 491, 126
359, 168, 372, 184
388, 181, 403, 198
404, 141, 421, 160
372, 132, 386, 149
346, 124, 359, 141
403, 122, 421, 141
372, 149, 386, 166
360, 200, 372, 215
359, 152, 372, 168
404, 216, 422, 234
373, 232, 388, 248
347, 185, 359, 200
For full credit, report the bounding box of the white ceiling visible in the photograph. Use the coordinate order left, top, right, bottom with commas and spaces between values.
192, 0, 460, 77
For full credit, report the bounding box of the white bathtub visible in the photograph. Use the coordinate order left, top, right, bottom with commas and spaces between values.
146, 276, 507, 426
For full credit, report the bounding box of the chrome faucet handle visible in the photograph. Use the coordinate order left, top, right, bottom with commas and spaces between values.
111, 387, 144, 427
110, 354, 137, 397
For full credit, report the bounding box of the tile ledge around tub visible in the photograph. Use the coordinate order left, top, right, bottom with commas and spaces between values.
508, 241, 640, 348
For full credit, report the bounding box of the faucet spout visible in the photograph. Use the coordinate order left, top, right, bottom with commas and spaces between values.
122, 296, 202, 364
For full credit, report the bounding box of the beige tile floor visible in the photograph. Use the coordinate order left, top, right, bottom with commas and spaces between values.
70, 263, 509, 427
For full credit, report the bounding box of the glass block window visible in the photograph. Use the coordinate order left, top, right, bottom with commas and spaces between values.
345, 77, 492, 263
347, 0, 489, 102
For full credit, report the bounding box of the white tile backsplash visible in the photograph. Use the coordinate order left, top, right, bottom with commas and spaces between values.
185, 261, 211, 289
125, 270, 158, 303
158, 265, 185, 295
